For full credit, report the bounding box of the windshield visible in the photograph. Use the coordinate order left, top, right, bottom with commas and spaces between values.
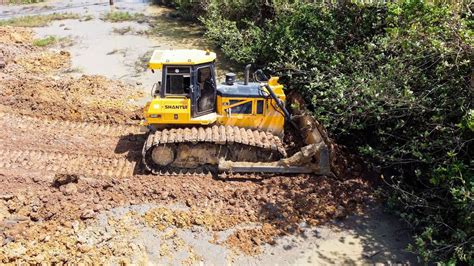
164, 66, 191, 95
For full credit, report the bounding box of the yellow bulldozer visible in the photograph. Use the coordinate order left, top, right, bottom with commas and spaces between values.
141, 49, 331, 175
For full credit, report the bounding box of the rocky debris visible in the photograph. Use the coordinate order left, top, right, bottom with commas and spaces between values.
0, 202, 10, 221
60, 183, 78, 196
0, 194, 14, 201
0, 170, 372, 262
53, 174, 79, 187
0, 56, 5, 69
143, 207, 243, 231
0, 27, 33, 44
225, 223, 277, 255
15, 51, 70, 73
80, 209, 96, 220
334, 205, 347, 219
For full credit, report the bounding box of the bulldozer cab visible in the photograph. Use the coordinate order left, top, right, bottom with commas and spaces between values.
144, 49, 287, 132
150, 49, 217, 118
194, 64, 216, 116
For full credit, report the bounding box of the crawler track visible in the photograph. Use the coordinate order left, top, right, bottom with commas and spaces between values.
142, 126, 287, 174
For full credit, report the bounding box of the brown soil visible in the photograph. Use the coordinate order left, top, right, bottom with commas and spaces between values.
0, 26, 143, 124
15, 50, 71, 73
0, 26, 374, 263
0, 26, 33, 44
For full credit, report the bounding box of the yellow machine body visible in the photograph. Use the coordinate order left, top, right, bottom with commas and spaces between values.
215, 78, 285, 134
142, 49, 285, 135
141, 49, 331, 175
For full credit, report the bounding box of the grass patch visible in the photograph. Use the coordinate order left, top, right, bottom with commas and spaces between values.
112, 26, 133, 35
103, 11, 145, 22
5, 0, 45, 4
32, 35, 73, 47
32, 35, 57, 46
80, 15, 94, 22
0, 13, 80, 27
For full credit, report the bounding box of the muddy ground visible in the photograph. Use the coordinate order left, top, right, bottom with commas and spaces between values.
0, 2, 416, 265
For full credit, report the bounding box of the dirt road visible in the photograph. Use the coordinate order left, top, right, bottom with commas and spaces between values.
0, 2, 416, 264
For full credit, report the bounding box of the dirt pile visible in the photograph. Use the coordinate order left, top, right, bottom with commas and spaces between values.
224, 223, 277, 255
15, 50, 70, 73
143, 207, 243, 231
0, 74, 143, 123
0, 26, 33, 44
0, 26, 143, 124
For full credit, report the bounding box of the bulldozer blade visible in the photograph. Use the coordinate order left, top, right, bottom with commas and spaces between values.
218, 163, 314, 174
218, 143, 331, 175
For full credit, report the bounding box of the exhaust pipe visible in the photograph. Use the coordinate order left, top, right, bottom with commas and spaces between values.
244, 64, 251, 85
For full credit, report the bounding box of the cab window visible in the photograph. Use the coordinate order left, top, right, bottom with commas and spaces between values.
256, 100, 264, 114
229, 100, 252, 114
165, 66, 191, 95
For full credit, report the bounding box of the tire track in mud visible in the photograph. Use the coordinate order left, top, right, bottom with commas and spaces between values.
0, 112, 144, 177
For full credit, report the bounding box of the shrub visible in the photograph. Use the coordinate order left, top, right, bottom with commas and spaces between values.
201, 0, 473, 263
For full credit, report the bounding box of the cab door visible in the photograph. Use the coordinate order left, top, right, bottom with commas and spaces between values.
191, 64, 216, 118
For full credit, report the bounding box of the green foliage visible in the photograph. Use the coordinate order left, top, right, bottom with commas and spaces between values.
32, 35, 71, 47
0, 13, 80, 27
202, 14, 263, 63
159, 0, 294, 23
32, 35, 57, 47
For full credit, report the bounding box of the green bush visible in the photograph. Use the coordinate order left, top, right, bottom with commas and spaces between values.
202, 13, 263, 63
161, 0, 473, 263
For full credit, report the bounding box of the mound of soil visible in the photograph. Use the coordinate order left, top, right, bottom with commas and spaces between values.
0, 25, 143, 124
15, 50, 71, 73
0, 74, 142, 123
0, 26, 33, 44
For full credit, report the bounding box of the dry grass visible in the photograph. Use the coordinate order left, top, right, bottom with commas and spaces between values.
103, 11, 145, 23
3, 0, 45, 4
0, 13, 80, 27
112, 26, 133, 35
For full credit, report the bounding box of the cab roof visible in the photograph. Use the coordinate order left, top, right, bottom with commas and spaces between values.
148, 49, 217, 70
